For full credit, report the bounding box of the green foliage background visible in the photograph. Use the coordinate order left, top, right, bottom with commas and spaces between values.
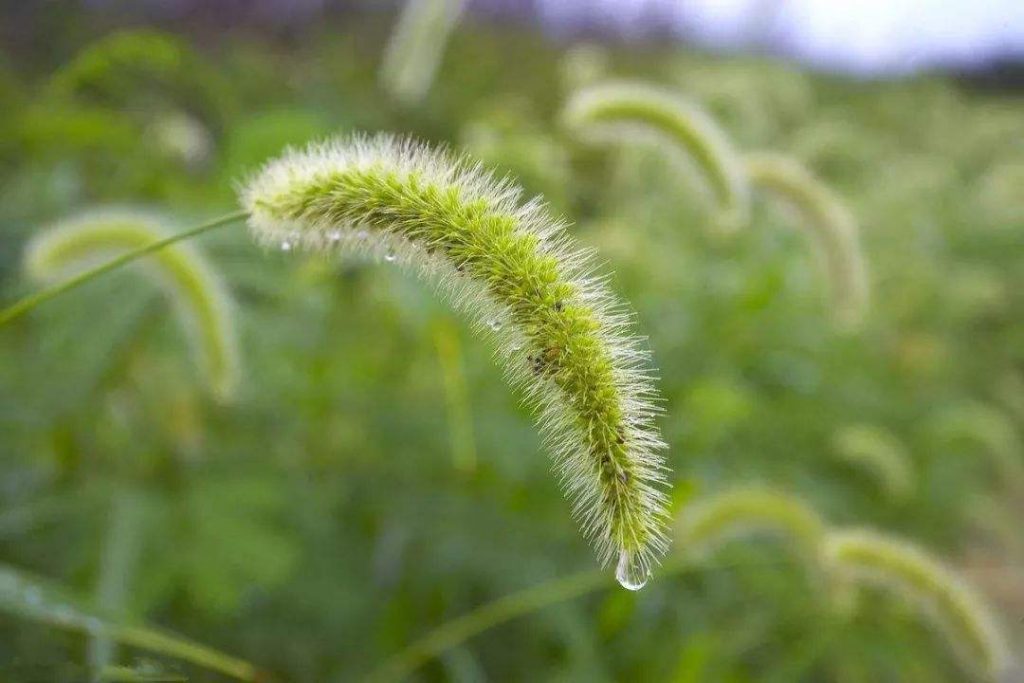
1, 10, 1022, 682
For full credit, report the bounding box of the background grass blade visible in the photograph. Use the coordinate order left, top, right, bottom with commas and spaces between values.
0, 562, 264, 682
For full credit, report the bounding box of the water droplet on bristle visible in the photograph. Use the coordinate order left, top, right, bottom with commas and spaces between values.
280, 240, 292, 252
328, 230, 342, 243
615, 549, 649, 591
384, 252, 397, 263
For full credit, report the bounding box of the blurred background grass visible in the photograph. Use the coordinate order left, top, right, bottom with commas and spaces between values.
0, 2, 1022, 681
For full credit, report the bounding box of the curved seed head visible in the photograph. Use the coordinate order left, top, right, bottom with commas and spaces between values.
823, 528, 1013, 681
675, 486, 826, 560
240, 133, 671, 583
562, 80, 751, 233
930, 401, 1024, 492
832, 424, 915, 501
745, 152, 870, 330
24, 207, 240, 402
380, 0, 468, 105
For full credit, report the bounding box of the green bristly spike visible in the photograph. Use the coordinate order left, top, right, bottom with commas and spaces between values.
932, 401, 1024, 494
241, 133, 670, 588
380, 0, 468, 105
745, 151, 870, 330
562, 80, 751, 233
674, 486, 826, 560
832, 424, 915, 501
823, 528, 1014, 682
47, 28, 233, 132
22, 208, 241, 402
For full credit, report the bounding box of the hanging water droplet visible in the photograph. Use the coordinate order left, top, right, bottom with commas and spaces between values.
384, 252, 397, 262
328, 230, 342, 243
357, 230, 370, 239
280, 239, 292, 252
615, 549, 649, 591
489, 320, 502, 331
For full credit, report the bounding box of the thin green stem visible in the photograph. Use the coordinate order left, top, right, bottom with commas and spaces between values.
363, 566, 612, 683
112, 624, 261, 681
0, 209, 247, 327
0, 561, 265, 681
433, 320, 477, 474
90, 487, 148, 675
363, 555, 794, 683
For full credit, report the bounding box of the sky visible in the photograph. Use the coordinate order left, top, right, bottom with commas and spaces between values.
523, 0, 1024, 74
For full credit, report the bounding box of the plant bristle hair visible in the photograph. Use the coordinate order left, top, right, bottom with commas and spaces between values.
562, 80, 751, 234
25, 208, 240, 402
823, 528, 1013, 682
241, 133, 670, 588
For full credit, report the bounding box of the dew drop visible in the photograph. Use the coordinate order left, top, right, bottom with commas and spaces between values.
489, 320, 502, 331
615, 549, 649, 591
328, 230, 342, 243
357, 230, 370, 239
280, 240, 292, 252
384, 252, 397, 263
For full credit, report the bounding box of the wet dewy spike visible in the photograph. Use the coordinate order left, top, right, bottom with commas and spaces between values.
241, 133, 671, 586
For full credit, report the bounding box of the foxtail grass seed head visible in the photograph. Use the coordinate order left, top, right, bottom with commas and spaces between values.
823, 529, 1013, 682
46, 29, 232, 135
832, 425, 914, 501
932, 401, 1024, 492
674, 486, 826, 561
562, 80, 751, 234
241, 133, 670, 588
380, 0, 468, 105
744, 152, 869, 330
24, 208, 240, 402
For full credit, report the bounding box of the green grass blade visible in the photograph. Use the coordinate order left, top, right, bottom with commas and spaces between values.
0, 562, 264, 681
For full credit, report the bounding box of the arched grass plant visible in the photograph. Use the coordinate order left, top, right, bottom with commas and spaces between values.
674, 486, 826, 561
562, 80, 751, 233
832, 424, 914, 501
823, 528, 1013, 681
380, 0, 468, 104
241, 133, 670, 587
745, 152, 869, 329
23, 208, 240, 401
